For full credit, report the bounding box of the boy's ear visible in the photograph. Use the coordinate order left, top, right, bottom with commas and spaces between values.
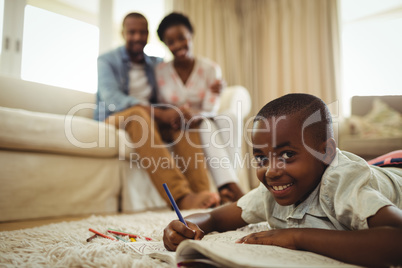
320, 138, 336, 165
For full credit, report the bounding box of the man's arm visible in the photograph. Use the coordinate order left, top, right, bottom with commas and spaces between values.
186, 202, 247, 233
97, 58, 140, 112
237, 205, 402, 267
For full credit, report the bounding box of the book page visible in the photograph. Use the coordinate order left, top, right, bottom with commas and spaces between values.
128, 226, 270, 267
129, 241, 168, 255
202, 230, 257, 242
176, 240, 362, 268
128, 242, 176, 266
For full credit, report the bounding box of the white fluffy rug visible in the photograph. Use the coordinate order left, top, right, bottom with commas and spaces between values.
0, 209, 267, 267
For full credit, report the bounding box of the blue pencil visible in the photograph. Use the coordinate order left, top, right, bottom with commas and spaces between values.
163, 183, 188, 227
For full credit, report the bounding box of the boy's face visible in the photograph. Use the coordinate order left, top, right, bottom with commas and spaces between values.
252, 115, 326, 206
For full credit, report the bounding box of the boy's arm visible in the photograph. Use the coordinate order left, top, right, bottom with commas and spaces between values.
186, 202, 247, 233
238, 205, 402, 267
163, 202, 247, 251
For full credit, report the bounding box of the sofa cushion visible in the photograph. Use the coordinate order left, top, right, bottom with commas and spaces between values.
0, 106, 119, 158
339, 97, 402, 159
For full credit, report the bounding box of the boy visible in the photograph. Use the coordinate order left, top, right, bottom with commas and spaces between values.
163, 93, 402, 267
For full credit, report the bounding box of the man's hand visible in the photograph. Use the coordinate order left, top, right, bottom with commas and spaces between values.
236, 229, 299, 250
156, 108, 183, 130
179, 105, 203, 128
154, 105, 203, 130
163, 220, 205, 251
139, 105, 182, 130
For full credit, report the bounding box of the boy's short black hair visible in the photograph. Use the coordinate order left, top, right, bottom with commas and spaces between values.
255, 93, 334, 145
122, 12, 148, 28
157, 12, 194, 41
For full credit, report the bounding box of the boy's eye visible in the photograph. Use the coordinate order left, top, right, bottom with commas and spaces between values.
254, 156, 269, 167
281, 151, 295, 160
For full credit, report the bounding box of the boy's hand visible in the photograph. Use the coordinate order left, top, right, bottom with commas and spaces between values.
236, 229, 299, 250
163, 220, 205, 251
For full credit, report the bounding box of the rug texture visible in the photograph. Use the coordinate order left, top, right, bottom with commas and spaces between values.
0, 209, 267, 267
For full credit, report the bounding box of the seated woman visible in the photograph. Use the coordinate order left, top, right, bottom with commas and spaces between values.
156, 12, 244, 203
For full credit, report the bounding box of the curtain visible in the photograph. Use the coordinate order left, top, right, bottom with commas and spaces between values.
171, 0, 340, 111
171, 0, 340, 188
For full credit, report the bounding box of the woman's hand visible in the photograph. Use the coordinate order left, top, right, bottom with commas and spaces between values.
210, 79, 226, 94
163, 220, 205, 251
236, 229, 300, 250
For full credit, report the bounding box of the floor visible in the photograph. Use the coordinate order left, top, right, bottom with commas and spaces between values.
0, 215, 92, 231
0, 209, 167, 232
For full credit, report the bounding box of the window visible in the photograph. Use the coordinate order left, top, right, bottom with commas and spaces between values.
21, 5, 99, 93
0, 0, 168, 93
340, 0, 402, 116
0, 0, 4, 56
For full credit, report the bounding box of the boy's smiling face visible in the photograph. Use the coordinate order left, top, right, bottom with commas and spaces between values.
252, 114, 327, 206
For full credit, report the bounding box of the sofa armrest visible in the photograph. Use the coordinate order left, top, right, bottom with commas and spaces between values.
0, 106, 118, 158
218, 85, 251, 120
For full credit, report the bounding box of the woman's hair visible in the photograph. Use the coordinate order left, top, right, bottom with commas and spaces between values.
157, 12, 194, 41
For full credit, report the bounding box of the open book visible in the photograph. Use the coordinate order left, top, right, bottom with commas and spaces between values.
129, 231, 361, 268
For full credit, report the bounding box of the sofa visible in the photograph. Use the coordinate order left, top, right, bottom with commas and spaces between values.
338, 95, 402, 160
0, 74, 251, 222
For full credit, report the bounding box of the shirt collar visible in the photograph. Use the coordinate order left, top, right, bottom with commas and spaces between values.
119, 46, 151, 66
272, 183, 326, 221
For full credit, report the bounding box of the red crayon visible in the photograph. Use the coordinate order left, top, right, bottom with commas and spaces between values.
89, 228, 117, 241
107, 229, 153, 241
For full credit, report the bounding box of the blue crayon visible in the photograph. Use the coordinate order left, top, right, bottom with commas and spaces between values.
163, 183, 188, 227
